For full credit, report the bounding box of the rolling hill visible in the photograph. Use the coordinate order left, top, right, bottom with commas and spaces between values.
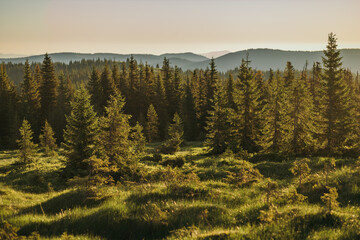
1, 49, 360, 72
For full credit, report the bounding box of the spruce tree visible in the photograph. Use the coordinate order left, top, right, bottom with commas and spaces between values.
233, 58, 260, 152
288, 66, 316, 154
145, 104, 159, 142
154, 74, 169, 140
161, 113, 184, 154
98, 92, 133, 169
17, 119, 37, 163
112, 62, 121, 90
225, 74, 236, 110
21, 60, 41, 136
39, 120, 57, 156
87, 66, 101, 113
205, 85, 233, 154
261, 71, 290, 152
183, 77, 199, 141
144, 64, 157, 106
119, 62, 128, 96
130, 122, 146, 155
62, 87, 100, 175
127, 55, 140, 122
284, 61, 295, 89
57, 73, 74, 142
0, 64, 19, 149
40, 53, 59, 121
322, 33, 348, 154
162, 57, 174, 118
100, 63, 117, 113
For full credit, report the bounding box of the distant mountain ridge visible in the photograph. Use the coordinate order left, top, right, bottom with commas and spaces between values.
1, 49, 360, 72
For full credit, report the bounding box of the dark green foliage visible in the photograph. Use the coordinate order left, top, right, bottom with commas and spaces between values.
145, 104, 159, 142
127, 55, 140, 122
56, 72, 74, 142
154, 74, 169, 140
0, 64, 19, 149
261, 70, 290, 153
205, 85, 232, 154
130, 122, 146, 155
87, 66, 101, 113
62, 87, 99, 176
183, 77, 199, 141
288, 66, 316, 154
98, 92, 133, 168
39, 120, 57, 156
40, 53, 59, 121
225, 73, 236, 110
99, 62, 117, 113
160, 113, 184, 154
21, 60, 41, 136
322, 33, 351, 155
233, 58, 261, 152
17, 119, 38, 163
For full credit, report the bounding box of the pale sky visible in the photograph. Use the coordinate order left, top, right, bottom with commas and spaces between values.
1, 0, 360, 56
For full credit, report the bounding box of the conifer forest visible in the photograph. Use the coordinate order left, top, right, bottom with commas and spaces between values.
1, 33, 360, 239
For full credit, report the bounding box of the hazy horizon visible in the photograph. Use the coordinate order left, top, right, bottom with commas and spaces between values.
1, 0, 360, 57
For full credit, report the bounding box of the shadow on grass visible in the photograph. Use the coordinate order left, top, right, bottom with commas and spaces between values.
289, 213, 343, 239
19, 203, 232, 240
18, 207, 170, 240
19, 189, 105, 215
126, 185, 213, 206
254, 161, 292, 180
0, 161, 66, 194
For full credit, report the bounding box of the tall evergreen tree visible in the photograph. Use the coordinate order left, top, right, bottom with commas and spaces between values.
322, 33, 349, 154
288, 66, 316, 154
17, 119, 37, 163
87, 66, 101, 113
145, 104, 159, 142
127, 55, 140, 122
154, 74, 169, 140
183, 77, 199, 141
98, 92, 134, 170
225, 74, 237, 110
21, 60, 41, 137
100, 63, 117, 113
0, 64, 19, 149
112, 62, 121, 90
233, 58, 260, 152
205, 85, 232, 154
284, 61, 295, 89
39, 120, 57, 156
57, 73, 74, 142
62, 87, 100, 175
40, 53, 59, 121
161, 113, 184, 154
261, 71, 290, 152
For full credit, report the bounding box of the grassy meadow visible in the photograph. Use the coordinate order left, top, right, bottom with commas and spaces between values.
1, 142, 360, 239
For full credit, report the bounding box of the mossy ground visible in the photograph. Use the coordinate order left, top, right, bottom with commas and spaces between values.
1, 143, 360, 239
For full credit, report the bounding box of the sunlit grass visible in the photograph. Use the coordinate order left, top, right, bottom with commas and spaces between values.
1, 143, 360, 239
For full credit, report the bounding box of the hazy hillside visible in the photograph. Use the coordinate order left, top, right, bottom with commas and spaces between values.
191, 49, 360, 72
0, 52, 208, 66
1, 49, 360, 72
